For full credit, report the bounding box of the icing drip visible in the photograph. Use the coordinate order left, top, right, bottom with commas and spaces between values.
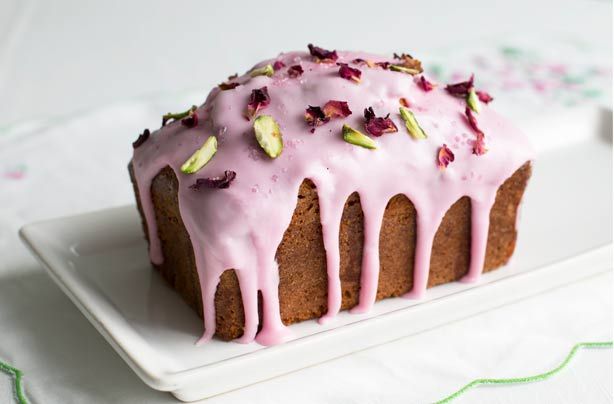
463, 195, 497, 283
403, 206, 443, 300
312, 177, 344, 324
351, 197, 386, 314
132, 50, 534, 345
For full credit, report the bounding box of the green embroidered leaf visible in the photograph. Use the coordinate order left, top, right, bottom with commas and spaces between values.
0, 360, 28, 404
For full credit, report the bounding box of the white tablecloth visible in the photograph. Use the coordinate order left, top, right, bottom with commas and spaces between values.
1, 1, 612, 403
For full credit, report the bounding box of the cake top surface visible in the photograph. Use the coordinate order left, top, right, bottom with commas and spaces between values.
133, 47, 532, 210
131, 46, 534, 345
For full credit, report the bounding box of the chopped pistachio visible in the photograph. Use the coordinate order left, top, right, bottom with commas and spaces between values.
249, 64, 274, 78
180, 136, 217, 174
253, 115, 283, 158
389, 64, 421, 75
466, 87, 481, 113
342, 124, 377, 149
399, 107, 428, 140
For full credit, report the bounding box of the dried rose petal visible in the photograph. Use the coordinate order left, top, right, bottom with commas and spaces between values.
228, 73, 238, 80
399, 97, 410, 108
305, 105, 330, 129
438, 144, 455, 170
218, 81, 241, 91
465, 106, 481, 133
308, 44, 338, 63
190, 170, 236, 190
465, 106, 488, 155
323, 100, 352, 119
473, 131, 488, 156
162, 105, 198, 127
181, 107, 199, 128
445, 74, 475, 97
476, 90, 494, 104
305, 100, 352, 132
363, 107, 398, 137
132, 129, 150, 149
273, 60, 286, 71
352, 58, 369, 65
374, 61, 390, 70
287, 64, 304, 78
418, 75, 435, 91
337, 63, 362, 83
246, 87, 271, 119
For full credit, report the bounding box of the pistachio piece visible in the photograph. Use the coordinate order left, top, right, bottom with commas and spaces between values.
249, 64, 274, 78
253, 115, 283, 158
180, 136, 218, 174
389, 64, 421, 75
342, 124, 377, 149
399, 107, 427, 139
466, 87, 481, 113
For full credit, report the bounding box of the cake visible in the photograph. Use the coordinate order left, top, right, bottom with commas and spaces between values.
129, 45, 533, 346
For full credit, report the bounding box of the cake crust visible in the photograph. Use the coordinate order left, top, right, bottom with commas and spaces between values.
130, 162, 531, 340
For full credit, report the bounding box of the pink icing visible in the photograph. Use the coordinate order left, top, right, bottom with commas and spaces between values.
132, 50, 534, 346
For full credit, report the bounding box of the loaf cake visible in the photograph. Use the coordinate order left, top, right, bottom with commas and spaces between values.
129, 45, 533, 346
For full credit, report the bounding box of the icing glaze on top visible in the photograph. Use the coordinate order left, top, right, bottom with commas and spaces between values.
132, 50, 534, 346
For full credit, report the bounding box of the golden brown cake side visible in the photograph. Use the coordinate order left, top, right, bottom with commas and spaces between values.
130, 162, 531, 340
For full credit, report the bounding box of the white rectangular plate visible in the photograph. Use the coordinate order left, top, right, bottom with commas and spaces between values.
20, 108, 613, 401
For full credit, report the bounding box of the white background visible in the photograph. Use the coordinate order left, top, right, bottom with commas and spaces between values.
0, 0, 611, 125
0, 0, 612, 403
